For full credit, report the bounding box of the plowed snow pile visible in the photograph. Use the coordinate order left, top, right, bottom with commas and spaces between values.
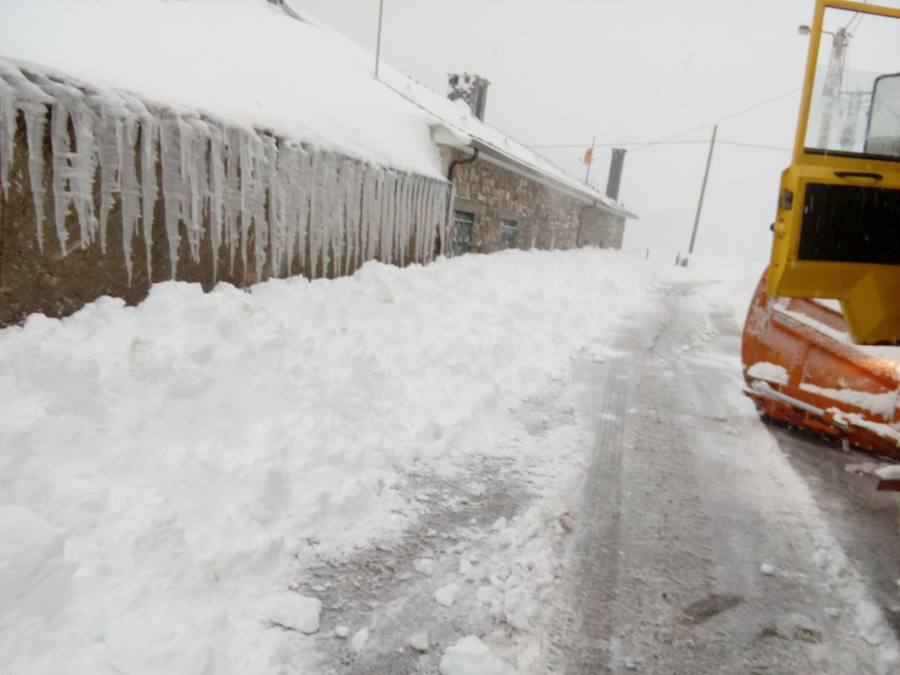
0, 249, 662, 674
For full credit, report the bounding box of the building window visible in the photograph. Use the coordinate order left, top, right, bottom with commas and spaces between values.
500, 219, 518, 250
452, 211, 475, 256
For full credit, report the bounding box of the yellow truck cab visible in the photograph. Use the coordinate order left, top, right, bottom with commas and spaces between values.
769, 0, 900, 344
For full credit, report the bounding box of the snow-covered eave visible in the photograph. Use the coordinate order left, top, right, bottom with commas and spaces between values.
377, 77, 636, 220
0, 56, 447, 182
0, 57, 453, 283
469, 140, 637, 219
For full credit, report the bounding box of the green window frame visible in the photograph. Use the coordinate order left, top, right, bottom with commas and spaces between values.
500, 218, 518, 250
452, 211, 475, 256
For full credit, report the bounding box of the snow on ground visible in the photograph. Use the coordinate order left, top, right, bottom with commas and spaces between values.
0, 248, 660, 674
4, 248, 896, 673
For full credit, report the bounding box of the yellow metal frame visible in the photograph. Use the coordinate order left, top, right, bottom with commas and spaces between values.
769, 0, 900, 344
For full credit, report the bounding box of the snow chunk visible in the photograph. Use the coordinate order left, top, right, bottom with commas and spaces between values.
439, 636, 519, 675
334, 625, 350, 639
760, 563, 776, 576
876, 465, 900, 481
415, 557, 437, 576
747, 361, 789, 386
351, 627, 369, 652
800, 382, 898, 418
408, 630, 430, 652
503, 587, 540, 631
435, 582, 460, 607
263, 593, 321, 634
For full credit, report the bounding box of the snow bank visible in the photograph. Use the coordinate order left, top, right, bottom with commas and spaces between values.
0, 248, 658, 673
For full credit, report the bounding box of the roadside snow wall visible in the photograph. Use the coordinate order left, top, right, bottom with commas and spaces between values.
0, 61, 452, 326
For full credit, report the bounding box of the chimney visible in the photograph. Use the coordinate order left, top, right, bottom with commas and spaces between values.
448, 73, 490, 121
605, 148, 627, 201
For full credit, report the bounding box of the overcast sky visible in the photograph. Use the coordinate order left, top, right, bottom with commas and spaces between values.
292, 0, 836, 263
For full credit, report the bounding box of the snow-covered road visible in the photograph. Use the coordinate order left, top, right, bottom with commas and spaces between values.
3, 249, 899, 674
544, 280, 900, 674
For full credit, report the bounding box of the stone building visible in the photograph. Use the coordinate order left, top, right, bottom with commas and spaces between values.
428, 73, 636, 256
0, 2, 636, 327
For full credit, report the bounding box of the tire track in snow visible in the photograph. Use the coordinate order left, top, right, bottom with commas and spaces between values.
545, 282, 900, 674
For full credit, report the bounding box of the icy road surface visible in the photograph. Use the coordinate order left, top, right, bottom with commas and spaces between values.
542, 281, 900, 674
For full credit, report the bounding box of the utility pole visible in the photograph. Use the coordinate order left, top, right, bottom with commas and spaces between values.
584, 135, 596, 184
818, 27, 849, 149
688, 124, 717, 256
374, 0, 385, 79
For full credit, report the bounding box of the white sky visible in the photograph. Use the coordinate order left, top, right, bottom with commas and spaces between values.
293, 0, 827, 264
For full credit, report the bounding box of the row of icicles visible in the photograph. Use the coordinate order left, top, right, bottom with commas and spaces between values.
0, 61, 453, 285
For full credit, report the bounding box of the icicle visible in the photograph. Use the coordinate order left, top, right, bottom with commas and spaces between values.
396, 174, 407, 267
423, 179, 435, 262
97, 113, 122, 255
281, 142, 304, 277
258, 134, 277, 280
238, 132, 253, 275
159, 117, 184, 278
352, 163, 364, 271
0, 79, 15, 199
178, 118, 202, 262
414, 176, 426, 263
357, 164, 368, 266
208, 123, 225, 282
296, 146, 311, 276
429, 180, 442, 262
139, 116, 158, 281
369, 168, 383, 261
421, 179, 432, 261
270, 137, 286, 277
384, 172, 396, 264
70, 98, 98, 248
380, 171, 390, 264
118, 117, 140, 283
49, 102, 71, 254
224, 127, 241, 275
192, 122, 211, 266
331, 156, 345, 278
22, 102, 48, 252
308, 151, 321, 277
369, 165, 381, 262
346, 161, 362, 275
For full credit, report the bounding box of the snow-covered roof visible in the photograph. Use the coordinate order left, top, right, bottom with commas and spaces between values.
0, 0, 446, 179
379, 72, 635, 217
0, 0, 633, 218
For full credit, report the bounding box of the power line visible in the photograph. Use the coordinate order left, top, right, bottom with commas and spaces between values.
527, 85, 801, 152
846, 0, 870, 33
529, 139, 792, 152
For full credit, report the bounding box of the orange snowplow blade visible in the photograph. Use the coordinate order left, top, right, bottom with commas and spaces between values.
742, 269, 900, 461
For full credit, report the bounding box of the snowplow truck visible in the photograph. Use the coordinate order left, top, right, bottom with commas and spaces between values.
743, 269, 900, 462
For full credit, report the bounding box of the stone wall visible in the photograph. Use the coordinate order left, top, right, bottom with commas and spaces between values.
577, 205, 626, 249
449, 150, 624, 253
